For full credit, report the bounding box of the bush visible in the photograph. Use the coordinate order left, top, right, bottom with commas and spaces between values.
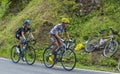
77, 52, 92, 66
98, 57, 117, 67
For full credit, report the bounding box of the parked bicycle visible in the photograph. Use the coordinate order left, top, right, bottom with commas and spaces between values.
85, 28, 119, 58
43, 39, 76, 71
118, 61, 120, 72
11, 39, 36, 65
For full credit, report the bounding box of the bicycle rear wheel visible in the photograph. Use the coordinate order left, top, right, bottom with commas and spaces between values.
118, 61, 120, 71
61, 49, 76, 71
11, 45, 20, 63
25, 46, 36, 65
103, 40, 118, 58
85, 37, 99, 52
43, 47, 55, 68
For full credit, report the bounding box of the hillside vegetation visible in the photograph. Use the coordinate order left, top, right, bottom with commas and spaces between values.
0, 0, 120, 72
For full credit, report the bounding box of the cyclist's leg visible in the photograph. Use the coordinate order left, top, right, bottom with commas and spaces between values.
16, 34, 22, 53
50, 35, 59, 55
19, 37, 27, 61
17, 35, 26, 53
20, 38, 27, 53
52, 42, 59, 54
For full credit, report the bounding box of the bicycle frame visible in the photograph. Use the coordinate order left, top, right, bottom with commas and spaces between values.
20, 39, 36, 49
95, 35, 114, 48
51, 40, 75, 53
85, 28, 119, 56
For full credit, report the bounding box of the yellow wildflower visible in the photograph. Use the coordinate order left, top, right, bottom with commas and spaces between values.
49, 56, 53, 62
75, 43, 84, 51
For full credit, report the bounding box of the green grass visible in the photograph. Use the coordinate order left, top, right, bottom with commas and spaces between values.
76, 63, 119, 72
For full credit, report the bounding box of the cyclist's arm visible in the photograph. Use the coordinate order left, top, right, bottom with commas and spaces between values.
55, 30, 62, 41
29, 32, 34, 39
55, 29, 63, 44
65, 31, 70, 39
64, 28, 70, 39
21, 31, 26, 40
29, 28, 34, 39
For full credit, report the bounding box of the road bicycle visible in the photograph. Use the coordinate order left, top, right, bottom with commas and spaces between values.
43, 39, 76, 71
11, 39, 36, 65
85, 28, 119, 58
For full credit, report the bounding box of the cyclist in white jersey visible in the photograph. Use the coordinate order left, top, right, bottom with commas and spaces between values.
50, 18, 71, 55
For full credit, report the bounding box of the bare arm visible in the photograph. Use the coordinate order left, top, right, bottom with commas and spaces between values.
29, 32, 34, 39
55, 31, 62, 41
21, 32, 26, 39
65, 31, 70, 39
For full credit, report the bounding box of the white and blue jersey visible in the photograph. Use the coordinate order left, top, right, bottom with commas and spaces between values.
50, 24, 67, 35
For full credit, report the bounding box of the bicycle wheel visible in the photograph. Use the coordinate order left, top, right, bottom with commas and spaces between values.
103, 40, 118, 58
118, 61, 120, 71
25, 46, 36, 65
61, 49, 76, 71
11, 45, 20, 63
43, 47, 55, 68
85, 37, 99, 52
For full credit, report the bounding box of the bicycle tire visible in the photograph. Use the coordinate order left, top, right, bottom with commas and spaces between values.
25, 46, 36, 65
11, 45, 20, 63
118, 61, 120, 71
85, 37, 99, 52
103, 40, 118, 58
61, 49, 76, 71
43, 46, 55, 68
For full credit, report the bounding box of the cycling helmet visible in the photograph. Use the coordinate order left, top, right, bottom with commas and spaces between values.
24, 20, 30, 25
62, 18, 70, 24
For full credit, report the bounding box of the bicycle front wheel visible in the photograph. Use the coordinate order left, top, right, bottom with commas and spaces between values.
11, 45, 20, 63
103, 40, 118, 58
85, 37, 99, 52
25, 46, 36, 65
61, 49, 76, 71
43, 47, 55, 68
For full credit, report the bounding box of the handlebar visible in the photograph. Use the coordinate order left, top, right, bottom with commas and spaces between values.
26, 39, 37, 45
62, 39, 76, 44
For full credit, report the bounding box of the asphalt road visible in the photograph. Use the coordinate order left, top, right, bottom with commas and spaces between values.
0, 58, 119, 74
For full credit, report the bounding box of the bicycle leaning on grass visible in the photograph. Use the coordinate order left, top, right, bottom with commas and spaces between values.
43, 39, 76, 71
11, 38, 36, 65
85, 28, 119, 58
117, 59, 120, 72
